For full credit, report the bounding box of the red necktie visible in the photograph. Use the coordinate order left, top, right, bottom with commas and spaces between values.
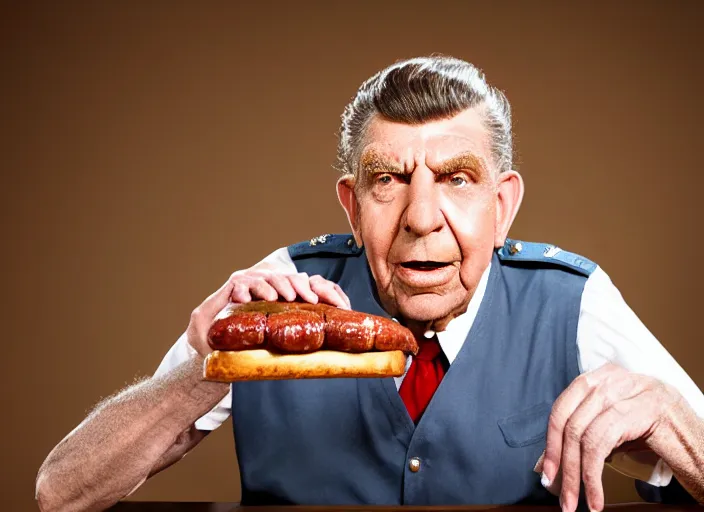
399, 337, 445, 423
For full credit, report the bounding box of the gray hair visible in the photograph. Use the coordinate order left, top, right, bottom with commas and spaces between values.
336, 56, 513, 179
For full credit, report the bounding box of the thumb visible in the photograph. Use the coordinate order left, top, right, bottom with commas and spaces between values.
198, 274, 237, 321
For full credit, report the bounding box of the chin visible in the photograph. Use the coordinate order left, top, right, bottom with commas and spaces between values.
395, 293, 462, 324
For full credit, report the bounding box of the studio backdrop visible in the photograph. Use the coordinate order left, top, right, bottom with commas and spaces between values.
2, 1, 703, 510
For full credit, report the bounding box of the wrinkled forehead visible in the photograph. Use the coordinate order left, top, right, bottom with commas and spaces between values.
357, 109, 494, 175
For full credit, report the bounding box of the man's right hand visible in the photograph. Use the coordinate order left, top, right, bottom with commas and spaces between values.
187, 269, 351, 356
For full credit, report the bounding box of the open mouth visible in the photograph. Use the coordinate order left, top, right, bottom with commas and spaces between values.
400, 261, 452, 271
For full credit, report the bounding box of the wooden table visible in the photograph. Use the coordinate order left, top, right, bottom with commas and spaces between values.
110, 504, 702, 511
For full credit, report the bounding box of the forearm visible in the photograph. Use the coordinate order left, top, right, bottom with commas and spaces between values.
653, 395, 704, 503
36, 355, 229, 512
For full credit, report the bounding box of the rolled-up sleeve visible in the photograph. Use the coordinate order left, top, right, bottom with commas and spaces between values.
153, 331, 233, 431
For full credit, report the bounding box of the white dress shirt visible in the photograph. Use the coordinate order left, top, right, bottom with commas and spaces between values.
153, 247, 704, 487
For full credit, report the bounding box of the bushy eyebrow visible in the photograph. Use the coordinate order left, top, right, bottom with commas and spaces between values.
435, 152, 488, 177
359, 149, 404, 175
358, 149, 489, 178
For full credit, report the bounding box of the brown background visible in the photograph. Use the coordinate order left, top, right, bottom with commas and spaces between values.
2, 1, 703, 510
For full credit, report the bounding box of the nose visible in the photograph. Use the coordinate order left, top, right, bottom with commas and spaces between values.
402, 168, 444, 237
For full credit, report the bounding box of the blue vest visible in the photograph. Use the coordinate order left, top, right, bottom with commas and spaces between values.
231, 234, 596, 505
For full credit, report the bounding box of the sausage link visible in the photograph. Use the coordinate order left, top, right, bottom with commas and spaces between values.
266, 310, 325, 353
373, 317, 418, 354
323, 308, 375, 352
208, 311, 266, 350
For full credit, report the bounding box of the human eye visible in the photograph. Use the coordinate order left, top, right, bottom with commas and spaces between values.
447, 172, 470, 187
368, 171, 406, 203
374, 172, 409, 186
377, 173, 393, 185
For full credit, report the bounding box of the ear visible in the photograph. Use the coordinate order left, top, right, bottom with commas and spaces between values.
494, 170, 525, 248
336, 175, 364, 247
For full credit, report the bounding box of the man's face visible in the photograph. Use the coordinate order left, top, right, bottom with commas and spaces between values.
341, 108, 516, 329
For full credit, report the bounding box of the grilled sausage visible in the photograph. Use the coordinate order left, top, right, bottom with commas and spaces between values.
207, 301, 417, 355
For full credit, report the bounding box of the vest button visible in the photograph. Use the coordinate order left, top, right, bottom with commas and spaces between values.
408, 457, 421, 472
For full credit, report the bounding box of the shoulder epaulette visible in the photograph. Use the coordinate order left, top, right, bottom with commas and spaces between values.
288, 233, 363, 259
497, 238, 597, 276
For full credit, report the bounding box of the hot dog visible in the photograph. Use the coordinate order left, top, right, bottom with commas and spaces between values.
203, 301, 418, 382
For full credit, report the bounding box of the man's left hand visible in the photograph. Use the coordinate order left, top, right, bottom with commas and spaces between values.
541, 363, 683, 512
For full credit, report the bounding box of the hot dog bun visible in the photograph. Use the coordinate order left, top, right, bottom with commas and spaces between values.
204, 349, 407, 382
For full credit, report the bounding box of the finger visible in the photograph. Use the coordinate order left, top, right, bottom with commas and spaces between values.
197, 273, 239, 320
309, 276, 349, 309
548, 464, 563, 497
248, 279, 279, 301
559, 422, 582, 511
544, 379, 593, 489
559, 373, 645, 511
266, 273, 297, 302
333, 282, 352, 309
230, 281, 253, 304
559, 387, 601, 512
581, 392, 657, 512
288, 273, 318, 304
530, 451, 561, 496
582, 443, 607, 512
543, 365, 614, 484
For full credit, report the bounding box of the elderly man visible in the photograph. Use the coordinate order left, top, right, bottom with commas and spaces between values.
36, 56, 704, 511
